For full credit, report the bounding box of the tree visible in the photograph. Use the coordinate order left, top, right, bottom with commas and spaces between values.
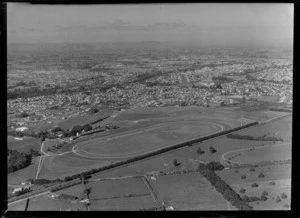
239, 188, 246, 194
40, 135, 46, 142
89, 107, 99, 114
197, 147, 205, 155
83, 124, 93, 132
209, 146, 216, 153
251, 183, 259, 188
281, 193, 287, 199
173, 159, 179, 167
258, 173, 265, 178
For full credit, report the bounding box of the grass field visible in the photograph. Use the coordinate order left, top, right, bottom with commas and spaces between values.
27, 194, 85, 211
8, 156, 39, 184
87, 177, 158, 211
89, 194, 157, 211
87, 177, 150, 200
37, 155, 109, 180
216, 164, 291, 185
150, 172, 233, 210
7, 199, 27, 211
232, 179, 291, 210
7, 136, 40, 152
224, 143, 291, 164
55, 183, 85, 197
215, 163, 291, 210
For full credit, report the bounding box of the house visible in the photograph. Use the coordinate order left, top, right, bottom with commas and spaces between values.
12, 186, 30, 194
16, 126, 28, 132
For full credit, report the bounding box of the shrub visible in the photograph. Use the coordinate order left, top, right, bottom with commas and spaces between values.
250, 168, 255, 172
235, 170, 239, 173
251, 183, 259, 188
239, 188, 246, 194
173, 159, 179, 167
209, 146, 217, 153
269, 181, 276, 186
197, 147, 205, 155
281, 193, 287, 199
261, 191, 268, 196
283, 203, 289, 208
260, 195, 268, 201
249, 196, 261, 202
242, 195, 250, 202
276, 196, 281, 202
241, 175, 246, 180
258, 173, 265, 178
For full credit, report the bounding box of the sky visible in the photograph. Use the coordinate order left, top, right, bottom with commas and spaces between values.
7, 3, 293, 46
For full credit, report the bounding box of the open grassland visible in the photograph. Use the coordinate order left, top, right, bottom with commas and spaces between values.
8, 136, 40, 152
87, 177, 158, 211
87, 177, 150, 200
7, 199, 27, 211
26, 121, 56, 132
89, 195, 157, 211
37, 155, 109, 180
232, 179, 291, 210
55, 183, 84, 197
233, 115, 292, 141
150, 172, 234, 210
216, 164, 291, 185
224, 143, 291, 164
8, 157, 39, 184
27, 194, 85, 211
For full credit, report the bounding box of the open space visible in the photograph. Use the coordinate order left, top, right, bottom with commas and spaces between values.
150, 172, 234, 210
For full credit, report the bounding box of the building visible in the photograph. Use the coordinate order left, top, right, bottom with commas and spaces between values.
16, 126, 28, 132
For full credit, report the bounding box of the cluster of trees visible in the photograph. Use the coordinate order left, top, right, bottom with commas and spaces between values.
242, 191, 269, 203
32, 178, 62, 185
8, 129, 50, 140
15, 112, 30, 118
7, 149, 32, 173
227, 134, 283, 142
269, 108, 292, 113
7, 86, 60, 100
198, 162, 252, 210
57, 193, 78, 201
212, 76, 234, 83
63, 124, 93, 137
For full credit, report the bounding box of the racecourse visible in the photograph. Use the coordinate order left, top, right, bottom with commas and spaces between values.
70, 120, 224, 159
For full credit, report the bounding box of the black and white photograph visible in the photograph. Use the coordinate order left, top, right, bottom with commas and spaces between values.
5, 3, 294, 212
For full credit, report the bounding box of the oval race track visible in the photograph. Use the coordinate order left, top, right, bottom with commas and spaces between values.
68, 120, 225, 160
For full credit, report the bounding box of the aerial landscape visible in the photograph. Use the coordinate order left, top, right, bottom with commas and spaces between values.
6, 3, 293, 212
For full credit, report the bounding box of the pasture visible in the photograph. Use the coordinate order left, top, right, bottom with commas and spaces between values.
232, 179, 291, 210
26, 194, 85, 211
87, 177, 158, 211
151, 172, 233, 210
37, 155, 109, 180
7, 136, 40, 152
87, 177, 150, 200
8, 156, 39, 184
224, 143, 291, 164
89, 194, 157, 211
